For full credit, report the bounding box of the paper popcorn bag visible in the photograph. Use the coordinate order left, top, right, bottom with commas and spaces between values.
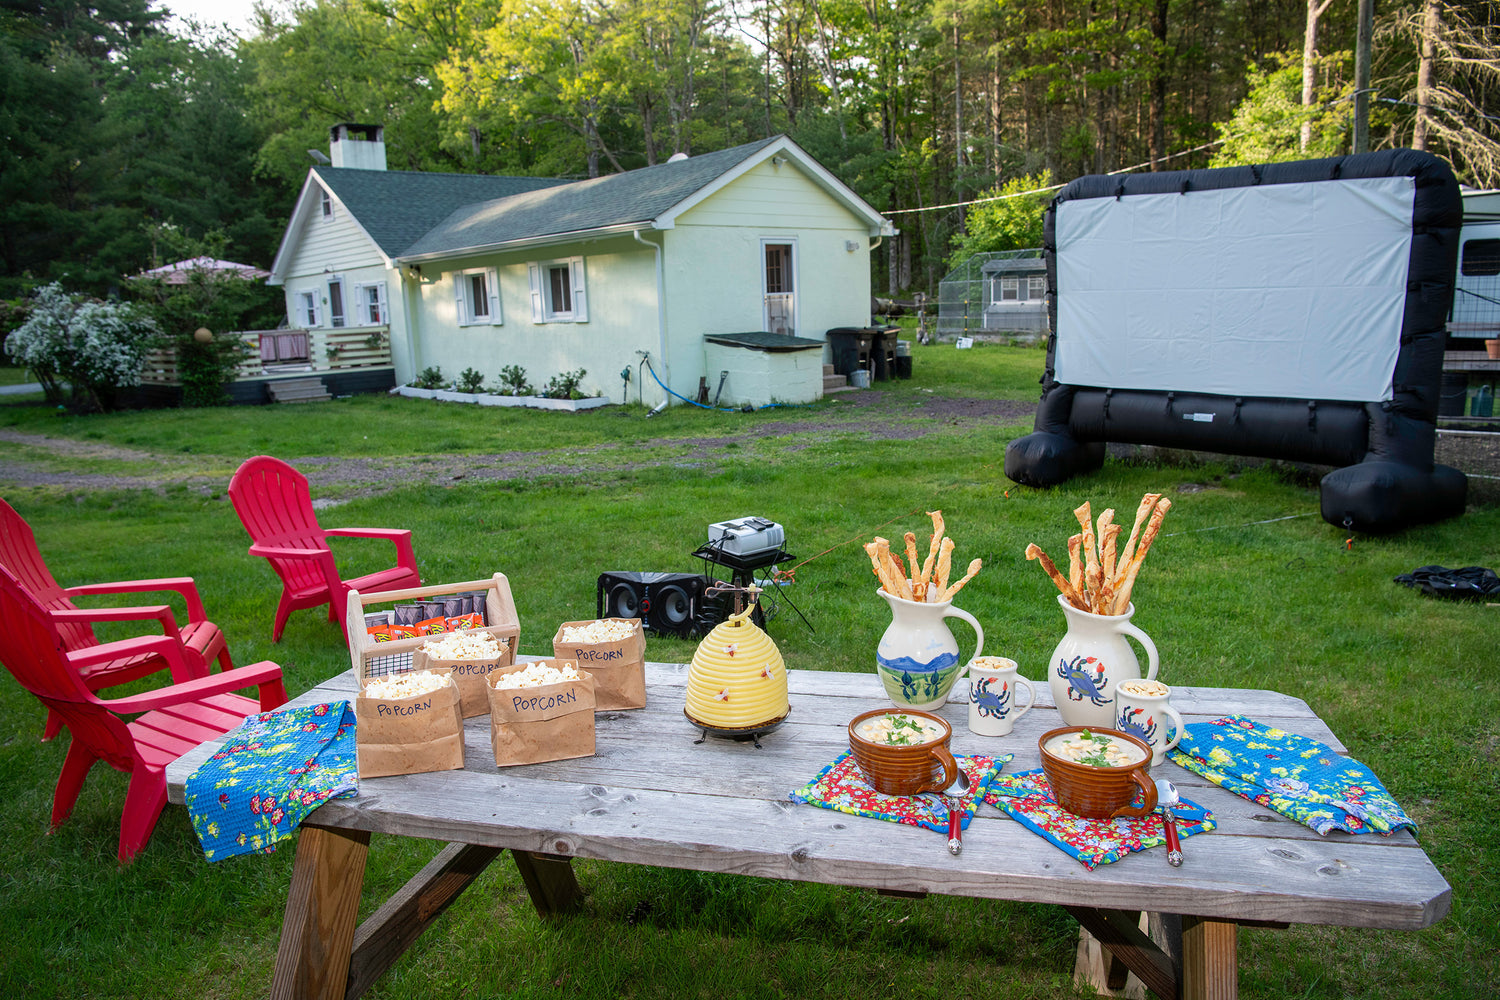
486, 660, 596, 766
552, 618, 646, 711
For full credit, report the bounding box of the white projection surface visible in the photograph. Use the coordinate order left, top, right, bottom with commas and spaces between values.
1054, 176, 1416, 402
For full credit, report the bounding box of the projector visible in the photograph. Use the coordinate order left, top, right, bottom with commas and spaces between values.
708, 516, 785, 557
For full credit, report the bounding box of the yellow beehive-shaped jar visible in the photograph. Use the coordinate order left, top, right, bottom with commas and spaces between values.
684, 607, 789, 734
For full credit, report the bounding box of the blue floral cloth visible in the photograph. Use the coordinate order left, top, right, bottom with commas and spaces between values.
184, 701, 358, 861
985, 769, 1214, 869
1169, 715, 1416, 837
790, 753, 1011, 835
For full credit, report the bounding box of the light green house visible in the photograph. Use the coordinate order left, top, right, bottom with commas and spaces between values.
269, 124, 895, 408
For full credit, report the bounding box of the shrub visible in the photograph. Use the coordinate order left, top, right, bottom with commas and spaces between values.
410, 366, 444, 389
5, 283, 161, 412
456, 367, 486, 393
176, 333, 252, 407
497, 364, 533, 396
542, 368, 587, 399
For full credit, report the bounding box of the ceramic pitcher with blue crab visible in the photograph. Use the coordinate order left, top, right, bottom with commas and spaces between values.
875, 588, 984, 711
1046, 594, 1159, 729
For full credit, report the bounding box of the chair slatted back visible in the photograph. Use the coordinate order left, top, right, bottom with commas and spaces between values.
0, 498, 98, 651
227, 456, 329, 595
0, 567, 137, 772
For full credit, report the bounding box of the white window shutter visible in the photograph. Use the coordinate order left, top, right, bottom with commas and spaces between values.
527, 263, 544, 322
453, 272, 467, 326
570, 257, 588, 322
488, 268, 502, 325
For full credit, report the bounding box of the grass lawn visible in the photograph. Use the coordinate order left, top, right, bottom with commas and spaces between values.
0, 340, 1495, 999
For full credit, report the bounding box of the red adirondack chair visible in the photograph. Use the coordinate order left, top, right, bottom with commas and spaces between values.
0, 566, 287, 863
0, 497, 233, 740
228, 455, 420, 641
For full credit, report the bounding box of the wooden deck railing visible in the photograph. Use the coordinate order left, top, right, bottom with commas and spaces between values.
141, 326, 393, 386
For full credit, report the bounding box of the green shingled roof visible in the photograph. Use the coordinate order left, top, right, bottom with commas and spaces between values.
314, 168, 572, 259
400, 137, 781, 259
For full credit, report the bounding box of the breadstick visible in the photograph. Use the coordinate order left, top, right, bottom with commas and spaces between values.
1111, 497, 1171, 613
1114, 493, 1161, 578
903, 531, 921, 587
1026, 543, 1086, 608
1096, 509, 1116, 580
943, 558, 982, 600
1075, 501, 1101, 605
935, 536, 955, 595
1067, 533, 1084, 603
1098, 522, 1120, 611
864, 541, 897, 594
919, 510, 945, 584
878, 538, 913, 601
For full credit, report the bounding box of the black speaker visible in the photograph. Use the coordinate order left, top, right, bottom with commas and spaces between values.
596, 572, 709, 638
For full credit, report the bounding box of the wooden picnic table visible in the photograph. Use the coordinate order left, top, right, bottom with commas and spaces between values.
165, 662, 1450, 1000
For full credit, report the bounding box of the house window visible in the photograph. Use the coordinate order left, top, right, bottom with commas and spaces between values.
296, 290, 319, 327
527, 257, 588, 323
455, 267, 501, 326
1029, 276, 1046, 300
354, 282, 386, 325
327, 278, 345, 327
320, 189, 333, 220
999, 276, 1019, 302
1461, 239, 1500, 277
994, 274, 1044, 304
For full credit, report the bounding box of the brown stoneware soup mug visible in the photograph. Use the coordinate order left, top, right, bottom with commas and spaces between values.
1038, 725, 1157, 820
847, 708, 959, 796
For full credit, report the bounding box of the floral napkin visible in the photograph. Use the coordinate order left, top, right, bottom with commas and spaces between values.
184, 701, 359, 862
1169, 715, 1416, 837
983, 769, 1215, 869
789, 752, 1011, 835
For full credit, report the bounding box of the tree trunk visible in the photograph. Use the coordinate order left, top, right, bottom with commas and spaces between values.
1301, 0, 1335, 153
1149, 0, 1168, 168
1412, 0, 1440, 150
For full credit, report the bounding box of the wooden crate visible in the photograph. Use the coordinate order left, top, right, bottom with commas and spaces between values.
346, 574, 520, 684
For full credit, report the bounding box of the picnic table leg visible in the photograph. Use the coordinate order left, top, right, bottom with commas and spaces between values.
1180, 916, 1237, 1000
271, 823, 371, 1000
511, 850, 582, 916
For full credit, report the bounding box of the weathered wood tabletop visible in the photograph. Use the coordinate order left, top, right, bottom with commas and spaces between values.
165, 662, 1450, 1000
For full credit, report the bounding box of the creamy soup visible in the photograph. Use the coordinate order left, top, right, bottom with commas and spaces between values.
1043, 729, 1146, 768
855, 713, 945, 747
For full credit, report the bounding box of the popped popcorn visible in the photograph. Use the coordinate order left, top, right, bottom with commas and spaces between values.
364, 670, 450, 700
490, 662, 582, 690
560, 619, 638, 644
420, 630, 507, 661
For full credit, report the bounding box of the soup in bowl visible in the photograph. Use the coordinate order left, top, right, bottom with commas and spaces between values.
1038, 726, 1156, 819
848, 708, 958, 796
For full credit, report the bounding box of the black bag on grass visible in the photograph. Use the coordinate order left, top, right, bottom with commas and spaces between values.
1393, 566, 1500, 600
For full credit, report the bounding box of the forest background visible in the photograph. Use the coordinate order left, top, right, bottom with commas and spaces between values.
2, 0, 1497, 315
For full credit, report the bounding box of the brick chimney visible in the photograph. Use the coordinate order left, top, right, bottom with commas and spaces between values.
329, 123, 386, 170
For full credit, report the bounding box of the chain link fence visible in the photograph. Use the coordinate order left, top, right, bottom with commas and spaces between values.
936, 249, 1048, 341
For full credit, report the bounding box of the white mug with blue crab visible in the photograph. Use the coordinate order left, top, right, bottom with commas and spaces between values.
966, 656, 1035, 737
1114, 678, 1184, 766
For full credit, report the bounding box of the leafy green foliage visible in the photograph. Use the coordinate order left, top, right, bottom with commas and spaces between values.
456, 367, 487, 393
947, 171, 1055, 270
411, 366, 445, 389
542, 367, 588, 399
1210, 52, 1355, 167
496, 363, 533, 396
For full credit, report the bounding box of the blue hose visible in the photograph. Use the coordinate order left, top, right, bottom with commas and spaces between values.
642, 358, 811, 412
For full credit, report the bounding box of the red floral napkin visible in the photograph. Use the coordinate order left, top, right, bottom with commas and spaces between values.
790, 752, 1011, 834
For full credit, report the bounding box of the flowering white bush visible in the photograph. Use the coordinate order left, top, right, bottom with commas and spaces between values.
6, 283, 161, 411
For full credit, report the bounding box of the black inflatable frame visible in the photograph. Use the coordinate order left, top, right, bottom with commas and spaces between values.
1004, 149, 1466, 534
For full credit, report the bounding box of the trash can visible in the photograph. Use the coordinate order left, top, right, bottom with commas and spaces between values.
826, 328, 874, 376
871, 327, 899, 380
1438, 372, 1468, 417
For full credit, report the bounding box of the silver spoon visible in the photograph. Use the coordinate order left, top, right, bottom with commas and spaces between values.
1156, 778, 1183, 867
943, 766, 972, 856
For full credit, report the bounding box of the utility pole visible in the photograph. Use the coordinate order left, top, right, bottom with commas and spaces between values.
1353, 0, 1375, 153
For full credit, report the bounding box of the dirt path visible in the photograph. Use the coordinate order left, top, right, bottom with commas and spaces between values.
0, 394, 1038, 497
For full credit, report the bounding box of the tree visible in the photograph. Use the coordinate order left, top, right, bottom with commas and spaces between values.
1210, 52, 1356, 167
5, 283, 161, 412
945, 170, 1054, 270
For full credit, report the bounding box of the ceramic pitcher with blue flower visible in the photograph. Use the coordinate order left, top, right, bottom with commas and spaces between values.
875, 588, 984, 711
1047, 594, 1159, 729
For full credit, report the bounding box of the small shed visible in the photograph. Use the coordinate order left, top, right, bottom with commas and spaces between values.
980, 250, 1047, 334
702, 332, 826, 407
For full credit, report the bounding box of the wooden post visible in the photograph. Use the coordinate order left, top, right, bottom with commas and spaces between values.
511, 850, 582, 916
271, 824, 371, 1000
1181, 916, 1237, 1000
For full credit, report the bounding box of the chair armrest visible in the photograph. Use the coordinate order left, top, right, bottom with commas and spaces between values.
67, 633, 198, 684
248, 543, 333, 560
97, 660, 288, 714
325, 527, 416, 566
66, 577, 208, 621
50, 604, 179, 637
